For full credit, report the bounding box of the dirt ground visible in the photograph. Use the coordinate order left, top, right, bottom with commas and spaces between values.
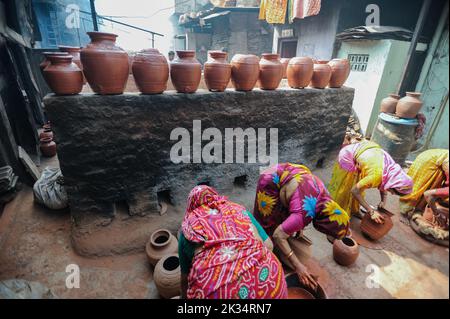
0, 158, 448, 299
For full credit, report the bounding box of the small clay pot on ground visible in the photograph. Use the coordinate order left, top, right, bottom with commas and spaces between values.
145, 229, 178, 266
39, 127, 54, 140
230, 54, 260, 91
333, 237, 359, 266
310, 61, 332, 89
380, 94, 400, 114
287, 57, 314, 89
328, 59, 350, 88
395, 92, 423, 118
259, 53, 283, 90
132, 49, 169, 94
204, 51, 231, 92
43, 55, 83, 95
360, 211, 393, 240
170, 50, 202, 93
153, 254, 181, 299
40, 137, 57, 157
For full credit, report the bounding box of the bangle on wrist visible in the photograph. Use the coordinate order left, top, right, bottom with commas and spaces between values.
286, 250, 294, 259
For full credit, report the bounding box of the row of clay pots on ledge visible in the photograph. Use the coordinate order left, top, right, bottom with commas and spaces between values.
380, 92, 423, 119
42, 31, 351, 96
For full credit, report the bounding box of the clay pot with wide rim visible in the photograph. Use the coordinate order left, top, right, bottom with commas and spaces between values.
43, 55, 83, 95
287, 57, 314, 89
328, 59, 350, 88
40, 52, 69, 72
170, 50, 201, 93
40, 137, 57, 157
333, 237, 359, 266
259, 53, 283, 90
154, 254, 181, 299
380, 94, 400, 114
310, 60, 332, 89
285, 273, 327, 299
230, 54, 260, 91
80, 31, 129, 95
280, 58, 290, 79
360, 211, 393, 240
39, 127, 54, 140
132, 48, 169, 94
145, 229, 178, 266
58, 45, 86, 84
204, 51, 231, 92
395, 92, 423, 119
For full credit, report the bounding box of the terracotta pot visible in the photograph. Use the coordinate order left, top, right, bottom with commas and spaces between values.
58, 45, 86, 84
333, 237, 359, 266
39, 127, 54, 140
40, 52, 69, 72
40, 137, 57, 157
287, 57, 314, 89
395, 92, 423, 119
380, 94, 400, 114
43, 55, 83, 95
328, 59, 350, 88
259, 53, 283, 90
277, 236, 312, 269
280, 58, 290, 79
170, 50, 201, 93
204, 51, 231, 92
288, 287, 315, 299
230, 54, 259, 91
285, 273, 328, 299
132, 49, 169, 94
80, 31, 129, 95
360, 211, 393, 240
310, 60, 332, 89
145, 229, 178, 266
154, 254, 181, 299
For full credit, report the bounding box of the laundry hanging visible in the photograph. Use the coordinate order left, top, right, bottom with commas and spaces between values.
259, 0, 289, 24
289, 0, 322, 23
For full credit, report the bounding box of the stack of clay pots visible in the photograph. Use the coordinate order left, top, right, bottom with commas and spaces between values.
146, 229, 180, 299
39, 122, 57, 157
380, 92, 423, 119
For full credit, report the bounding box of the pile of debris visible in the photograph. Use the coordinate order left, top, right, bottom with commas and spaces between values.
0, 166, 19, 211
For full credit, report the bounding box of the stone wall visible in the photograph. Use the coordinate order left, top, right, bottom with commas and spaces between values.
44, 88, 354, 256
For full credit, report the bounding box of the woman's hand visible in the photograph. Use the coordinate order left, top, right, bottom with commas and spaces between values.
295, 263, 318, 291
370, 210, 385, 224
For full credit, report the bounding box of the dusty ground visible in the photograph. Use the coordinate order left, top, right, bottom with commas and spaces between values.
0, 158, 448, 299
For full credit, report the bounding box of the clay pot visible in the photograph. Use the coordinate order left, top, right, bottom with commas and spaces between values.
285, 273, 327, 299
145, 229, 178, 266
80, 31, 129, 95
280, 58, 290, 79
204, 51, 231, 92
40, 52, 69, 72
230, 54, 260, 91
277, 236, 312, 269
40, 137, 56, 157
395, 92, 423, 119
43, 55, 83, 95
259, 53, 283, 90
380, 94, 400, 114
132, 49, 169, 94
58, 45, 86, 84
154, 254, 181, 299
39, 127, 54, 140
333, 237, 359, 266
287, 57, 314, 89
170, 50, 201, 93
360, 211, 393, 241
310, 60, 332, 89
328, 59, 350, 88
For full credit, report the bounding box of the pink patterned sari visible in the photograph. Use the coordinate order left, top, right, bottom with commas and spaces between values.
182, 185, 287, 299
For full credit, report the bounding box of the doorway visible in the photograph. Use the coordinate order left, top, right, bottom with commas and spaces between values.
279, 39, 298, 58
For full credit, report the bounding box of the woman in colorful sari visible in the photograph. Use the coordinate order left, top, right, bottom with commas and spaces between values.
253, 163, 350, 290
328, 140, 413, 223
179, 185, 288, 299
399, 149, 448, 243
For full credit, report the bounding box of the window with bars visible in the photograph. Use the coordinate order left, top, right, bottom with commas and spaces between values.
348, 54, 369, 72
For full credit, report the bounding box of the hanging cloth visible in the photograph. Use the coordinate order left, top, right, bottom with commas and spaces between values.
259, 0, 289, 24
